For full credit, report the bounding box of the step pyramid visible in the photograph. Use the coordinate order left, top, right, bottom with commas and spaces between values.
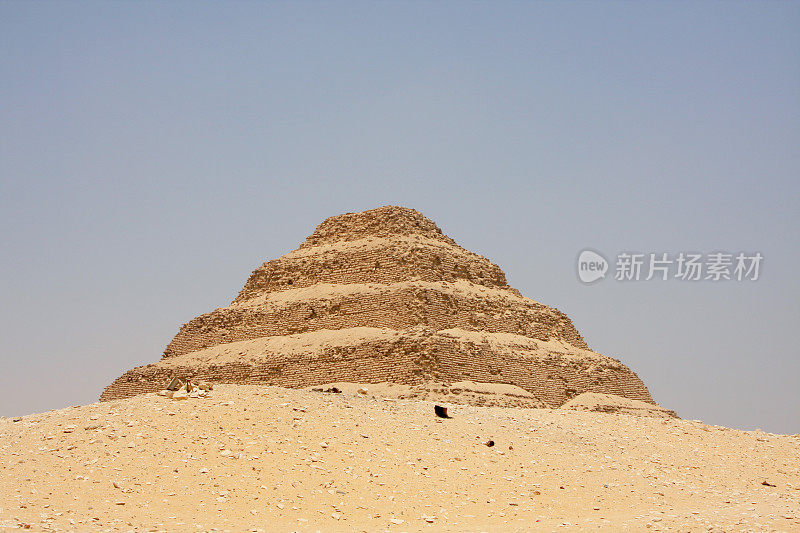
101, 206, 657, 409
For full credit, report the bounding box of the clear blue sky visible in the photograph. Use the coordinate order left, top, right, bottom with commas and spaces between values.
1, 2, 798, 433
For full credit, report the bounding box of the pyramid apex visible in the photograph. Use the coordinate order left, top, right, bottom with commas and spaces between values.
300, 206, 455, 249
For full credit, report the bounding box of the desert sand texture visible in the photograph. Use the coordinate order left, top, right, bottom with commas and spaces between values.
2, 384, 798, 532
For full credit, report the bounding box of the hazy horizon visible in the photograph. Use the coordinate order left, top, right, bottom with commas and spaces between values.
1, 2, 798, 433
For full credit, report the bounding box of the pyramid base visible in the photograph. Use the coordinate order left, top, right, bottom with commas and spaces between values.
563, 392, 678, 418
102, 327, 657, 409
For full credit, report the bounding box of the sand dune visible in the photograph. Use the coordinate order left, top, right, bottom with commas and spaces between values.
2, 384, 798, 532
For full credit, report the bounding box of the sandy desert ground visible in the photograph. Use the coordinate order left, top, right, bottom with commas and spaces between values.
1, 384, 798, 532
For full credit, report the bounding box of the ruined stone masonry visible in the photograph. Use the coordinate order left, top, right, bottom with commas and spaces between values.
101, 206, 659, 409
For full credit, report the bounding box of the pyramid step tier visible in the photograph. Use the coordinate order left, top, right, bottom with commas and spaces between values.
164, 280, 588, 358
104, 327, 652, 407
235, 235, 508, 302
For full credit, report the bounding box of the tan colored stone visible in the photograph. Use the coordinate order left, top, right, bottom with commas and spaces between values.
171, 390, 188, 400
101, 206, 663, 413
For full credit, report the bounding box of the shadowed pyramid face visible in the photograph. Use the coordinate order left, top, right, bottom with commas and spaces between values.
102, 206, 655, 408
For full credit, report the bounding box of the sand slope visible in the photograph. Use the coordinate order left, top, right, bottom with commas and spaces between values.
562, 392, 678, 418
2, 385, 798, 532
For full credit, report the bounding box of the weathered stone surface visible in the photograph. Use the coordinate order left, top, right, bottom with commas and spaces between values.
171, 389, 188, 401
101, 206, 661, 410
